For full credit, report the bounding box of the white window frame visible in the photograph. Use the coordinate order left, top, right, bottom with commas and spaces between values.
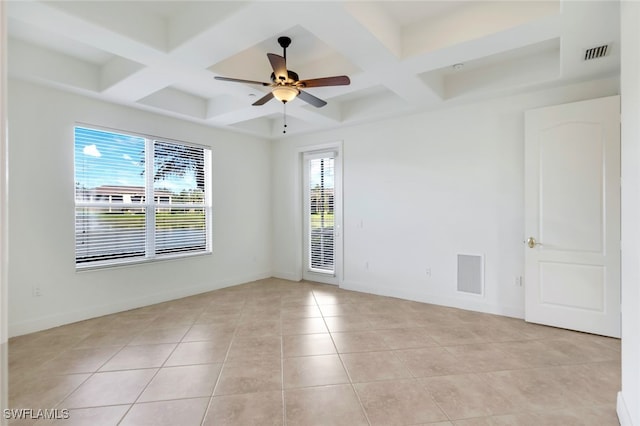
74, 125, 212, 270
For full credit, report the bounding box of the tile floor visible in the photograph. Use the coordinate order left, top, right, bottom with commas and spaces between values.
8, 278, 621, 425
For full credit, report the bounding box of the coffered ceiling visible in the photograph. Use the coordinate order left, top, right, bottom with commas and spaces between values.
7, 1, 620, 138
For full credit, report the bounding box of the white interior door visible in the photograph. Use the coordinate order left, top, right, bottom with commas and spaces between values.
302, 150, 341, 285
524, 96, 620, 338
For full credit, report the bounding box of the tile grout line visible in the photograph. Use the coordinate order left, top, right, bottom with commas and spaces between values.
198, 298, 246, 426
117, 314, 200, 425
313, 289, 372, 426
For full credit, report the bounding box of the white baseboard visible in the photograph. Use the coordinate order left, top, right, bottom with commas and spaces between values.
340, 280, 524, 319
9, 271, 271, 337
617, 391, 633, 426
272, 271, 301, 282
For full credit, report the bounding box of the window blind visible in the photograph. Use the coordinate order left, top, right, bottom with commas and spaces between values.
307, 156, 335, 273
74, 126, 211, 268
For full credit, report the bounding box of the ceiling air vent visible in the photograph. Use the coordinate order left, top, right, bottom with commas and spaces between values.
584, 45, 608, 61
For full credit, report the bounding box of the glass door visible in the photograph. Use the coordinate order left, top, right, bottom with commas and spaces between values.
303, 151, 339, 284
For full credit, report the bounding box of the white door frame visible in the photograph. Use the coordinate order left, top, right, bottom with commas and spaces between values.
297, 142, 343, 285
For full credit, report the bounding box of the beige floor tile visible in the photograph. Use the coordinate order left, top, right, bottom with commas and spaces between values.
421, 373, 516, 420
9, 279, 622, 426
280, 305, 322, 319
281, 317, 328, 335
74, 330, 134, 348
341, 351, 412, 383
331, 330, 389, 353
165, 341, 229, 366
313, 293, 352, 305
38, 347, 120, 375
283, 354, 349, 388
181, 324, 235, 343
490, 404, 619, 426
491, 340, 572, 368
119, 398, 209, 426
214, 358, 282, 395
443, 343, 528, 372
463, 321, 525, 343
375, 327, 439, 349
99, 343, 176, 371
280, 294, 317, 307
282, 333, 336, 357
235, 319, 281, 337
324, 315, 373, 332
452, 417, 494, 425
285, 384, 368, 426
145, 311, 200, 328
138, 364, 220, 402
540, 337, 621, 363
550, 362, 621, 405
319, 304, 362, 316
425, 326, 487, 346
62, 369, 156, 408
11, 374, 91, 409
204, 390, 284, 425
128, 326, 190, 345
195, 310, 242, 325
34, 405, 130, 425
479, 367, 586, 412
226, 335, 282, 360
365, 313, 416, 329
395, 347, 472, 377
355, 379, 448, 425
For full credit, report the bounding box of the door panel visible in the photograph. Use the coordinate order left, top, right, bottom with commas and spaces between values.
302, 150, 340, 285
524, 95, 620, 337
539, 262, 604, 311
539, 124, 604, 252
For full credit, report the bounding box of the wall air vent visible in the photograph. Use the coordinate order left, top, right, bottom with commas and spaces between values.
584, 45, 608, 61
457, 254, 484, 296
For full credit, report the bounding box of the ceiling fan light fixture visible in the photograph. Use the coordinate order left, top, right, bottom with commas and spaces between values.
272, 85, 299, 103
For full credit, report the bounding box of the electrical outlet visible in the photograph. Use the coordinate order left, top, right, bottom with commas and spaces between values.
32, 286, 42, 297
425, 268, 432, 277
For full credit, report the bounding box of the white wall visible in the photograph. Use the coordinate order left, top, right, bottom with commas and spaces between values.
273, 77, 619, 318
619, 2, 640, 424
7, 80, 272, 337
1, 0, 8, 417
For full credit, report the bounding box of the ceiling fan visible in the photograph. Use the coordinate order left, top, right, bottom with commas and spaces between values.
214, 36, 350, 108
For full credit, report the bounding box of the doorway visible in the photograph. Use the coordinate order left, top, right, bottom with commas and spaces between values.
302, 148, 341, 285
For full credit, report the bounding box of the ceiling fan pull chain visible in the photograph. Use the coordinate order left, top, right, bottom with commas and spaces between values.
283, 103, 288, 134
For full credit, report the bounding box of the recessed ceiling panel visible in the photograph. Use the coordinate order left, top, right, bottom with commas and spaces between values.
210, 25, 356, 84
402, 1, 560, 58
8, 17, 114, 65
420, 38, 561, 100
138, 87, 208, 119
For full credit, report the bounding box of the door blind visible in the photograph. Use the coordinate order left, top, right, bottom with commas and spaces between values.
307, 156, 335, 273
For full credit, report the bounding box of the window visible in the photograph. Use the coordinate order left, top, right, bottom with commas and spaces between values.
74, 126, 212, 268
304, 152, 335, 274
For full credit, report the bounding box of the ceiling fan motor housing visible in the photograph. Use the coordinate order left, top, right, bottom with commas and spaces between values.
271, 70, 299, 84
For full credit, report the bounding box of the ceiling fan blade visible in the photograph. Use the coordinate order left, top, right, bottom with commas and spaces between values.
297, 90, 327, 108
267, 53, 288, 82
252, 92, 274, 106
298, 75, 350, 88
215, 76, 270, 86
